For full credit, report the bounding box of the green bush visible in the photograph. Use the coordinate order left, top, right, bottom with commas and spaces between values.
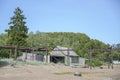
0, 50, 9, 58
91, 59, 103, 67
85, 59, 104, 67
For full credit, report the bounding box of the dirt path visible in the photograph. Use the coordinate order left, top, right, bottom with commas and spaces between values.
0, 65, 120, 80
110, 65, 120, 80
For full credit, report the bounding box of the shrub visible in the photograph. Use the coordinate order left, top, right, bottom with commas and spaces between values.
91, 59, 103, 67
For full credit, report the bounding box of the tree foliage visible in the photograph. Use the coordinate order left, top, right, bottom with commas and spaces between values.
27, 32, 109, 58
0, 34, 9, 58
0, 31, 113, 66
112, 43, 120, 61
5, 7, 28, 47
26, 32, 111, 66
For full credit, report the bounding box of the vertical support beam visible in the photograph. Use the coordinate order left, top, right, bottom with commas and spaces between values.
25, 50, 27, 61
45, 49, 48, 63
47, 54, 50, 63
69, 56, 71, 66
31, 48, 34, 60
107, 47, 113, 69
9, 49, 12, 58
107, 48, 110, 69
67, 48, 70, 66
14, 45, 17, 60
13, 46, 17, 67
110, 47, 113, 69
44, 55, 46, 63
79, 57, 81, 67
65, 56, 67, 65
111, 48, 113, 69
88, 49, 92, 69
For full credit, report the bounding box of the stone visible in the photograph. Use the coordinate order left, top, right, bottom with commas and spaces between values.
74, 72, 82, 76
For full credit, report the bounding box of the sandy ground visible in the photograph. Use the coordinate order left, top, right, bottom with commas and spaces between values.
0, 64, 120, 80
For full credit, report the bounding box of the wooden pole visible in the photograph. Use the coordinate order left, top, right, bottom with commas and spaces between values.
107, 47, 113, 69
32, 48, 34, 60
14, 45, 17, 60
9, 49, 12, 58
46, 49, 48, 63
67, 48, 70, 66
111, 49, 113, 69
88, 49, 92, 69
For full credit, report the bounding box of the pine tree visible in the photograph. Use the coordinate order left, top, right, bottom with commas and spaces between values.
5, 7, 28, 47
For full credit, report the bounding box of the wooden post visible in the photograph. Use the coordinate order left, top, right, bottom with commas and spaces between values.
107, 47, 113, 69
67, 48, 70, 66
107, 51, 110, 69
44, 55, 46, 63
9, 49, 12, 58
88, 49, 92, 69
32, 48, 34, 60
110, 47, 113, 69
25, 51, 27, 61
14, 45, 17, 60
12, 45, 18, 66
47, 54, 50, 63
44, 49, 48, 63
111, 48, 113, 69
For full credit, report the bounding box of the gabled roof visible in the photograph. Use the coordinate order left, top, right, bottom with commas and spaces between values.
51, 46, 78, 56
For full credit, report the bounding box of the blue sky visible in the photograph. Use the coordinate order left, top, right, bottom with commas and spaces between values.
0, 0, 120, 44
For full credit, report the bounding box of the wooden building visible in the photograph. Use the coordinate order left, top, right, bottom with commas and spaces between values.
50, 46, 85, 67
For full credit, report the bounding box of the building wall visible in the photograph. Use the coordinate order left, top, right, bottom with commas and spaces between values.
22, 53, 44, 61
35, 54, 44, 61
22, 52, 85, 67
79, 57, 85, 67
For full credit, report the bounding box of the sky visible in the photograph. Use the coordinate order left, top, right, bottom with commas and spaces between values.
0, 0, 120, 45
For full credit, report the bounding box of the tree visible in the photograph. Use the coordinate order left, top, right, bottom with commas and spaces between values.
5, 7, 28, 47
112, 43, 120, 61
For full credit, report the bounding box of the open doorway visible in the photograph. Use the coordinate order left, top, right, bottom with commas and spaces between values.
50, 56, 64, 63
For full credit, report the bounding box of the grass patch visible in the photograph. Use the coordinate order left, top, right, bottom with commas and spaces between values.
0, 59, 56, 66
0, 60, 9, 65
81, 72, 105, 74
54, 71, 105, 75
54, 72, 74, 75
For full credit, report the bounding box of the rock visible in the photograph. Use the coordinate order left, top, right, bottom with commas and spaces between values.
74, 72, 82, 76
100, 66, 103, 69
